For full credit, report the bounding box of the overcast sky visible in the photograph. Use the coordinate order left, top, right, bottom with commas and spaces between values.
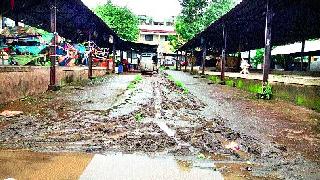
81, 0, 181, 20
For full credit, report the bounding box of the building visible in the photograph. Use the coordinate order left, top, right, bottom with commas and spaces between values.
137, 15, 176, 60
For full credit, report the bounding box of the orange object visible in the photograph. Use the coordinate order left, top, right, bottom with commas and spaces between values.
101, 62, 108, 67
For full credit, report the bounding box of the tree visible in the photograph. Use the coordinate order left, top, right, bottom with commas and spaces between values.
251, 48, 264, 68
94, 1, 139, 41
202, 0, 235, 28
172, 0, 235, 50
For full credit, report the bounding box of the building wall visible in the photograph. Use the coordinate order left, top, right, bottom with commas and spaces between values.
0, 66, 108, 104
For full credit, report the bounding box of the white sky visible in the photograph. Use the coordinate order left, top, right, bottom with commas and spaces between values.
81, 0, 181, 20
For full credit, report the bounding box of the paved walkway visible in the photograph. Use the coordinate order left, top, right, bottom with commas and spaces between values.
187, 67, 320, 86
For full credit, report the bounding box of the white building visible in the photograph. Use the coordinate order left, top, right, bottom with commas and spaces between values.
137, 16, 176, 58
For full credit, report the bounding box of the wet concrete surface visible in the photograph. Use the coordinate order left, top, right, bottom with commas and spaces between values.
0, 71, 319, 179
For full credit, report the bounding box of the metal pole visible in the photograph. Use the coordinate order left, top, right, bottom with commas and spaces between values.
48, 0, 57, 90
191, 50, 194, 73
262, 0, 272, 84
120, 50, 123, 62
184, 51, 187, 72
300, 40, 305, 71
308, 55, 312, 71
179, 51, 182, 70
131, 49, 133, 64
201, 38, 206, 75
88, 34, 93, 79
221, 25, 227, 82
112, 42, 116, 73
248, 50, 251, 64
176, 51, 178, 70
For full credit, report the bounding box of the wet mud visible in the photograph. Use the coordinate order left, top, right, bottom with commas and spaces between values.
0, 72, 319, 179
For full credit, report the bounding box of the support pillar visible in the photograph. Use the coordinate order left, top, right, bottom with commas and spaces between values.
120, 50, 123, 62
262, 1, 273, 84
0, 14, 3, 30
221, 25, 227, 82
179, 51, 182, 70
88, 34, 93, 79
308, 55, 312, 71
201, 38, 206, 75
248, 50, 251, 64
300, 40, 305, 71
184, 51, 187, 72
190, 50, 194, 73
48, 1, 58, 91
131, 49, 133, 64
112, 42, 116, 73
176, 51, 179, 70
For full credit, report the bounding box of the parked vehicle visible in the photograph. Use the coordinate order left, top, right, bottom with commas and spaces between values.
163, 59, 175, 66
140, 53, 159, 74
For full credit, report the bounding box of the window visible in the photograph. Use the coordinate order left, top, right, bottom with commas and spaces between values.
145, 35, 153, 41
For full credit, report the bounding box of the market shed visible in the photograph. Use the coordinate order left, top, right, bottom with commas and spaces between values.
0, 0, 119, 48
178, 0, 320, 82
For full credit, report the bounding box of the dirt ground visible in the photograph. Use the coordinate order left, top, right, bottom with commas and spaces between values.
0, 71, 319, 179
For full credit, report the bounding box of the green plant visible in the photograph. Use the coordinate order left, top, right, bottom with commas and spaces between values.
134, 75, 143, 82
236, 79, 244, 89
296, 95, 306, 106
94, 1, 139, 41
259, 83, 273, 100
167, 75, 189, 94
134, 113, 144, 123
225, 80, 235, 87
127, 75, 143, 89
175, 81, 184, 88
127, 82, 136, 89
207, 75, 221, 84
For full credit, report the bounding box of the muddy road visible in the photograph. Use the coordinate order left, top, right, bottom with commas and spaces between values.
0, 71, 319, 179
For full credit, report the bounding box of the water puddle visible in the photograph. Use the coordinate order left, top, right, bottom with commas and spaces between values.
80, 153, 224, 180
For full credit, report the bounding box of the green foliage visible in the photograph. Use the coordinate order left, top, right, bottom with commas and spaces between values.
251, 48, 264, 68
202, 0, 235, 28
236, 79, 244, 89
127, 75, 143, 89
134, 113, 144, 123
296, 95, 306, 106
207, 75, 221, 84
134, 75, 143, 82
175, 80, 184, 88
260, 83, 272, 100
168, 35, 184, 51
167, 75, 189, 94
94, 1, 139, 41
225, 79, 235, 87
173, 0, 235, 47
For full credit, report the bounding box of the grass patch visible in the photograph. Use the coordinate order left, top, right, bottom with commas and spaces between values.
127, 75, 143, 90
134, 113, 144, 123
166, 75, 190, 94
225, 79, 235, 87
